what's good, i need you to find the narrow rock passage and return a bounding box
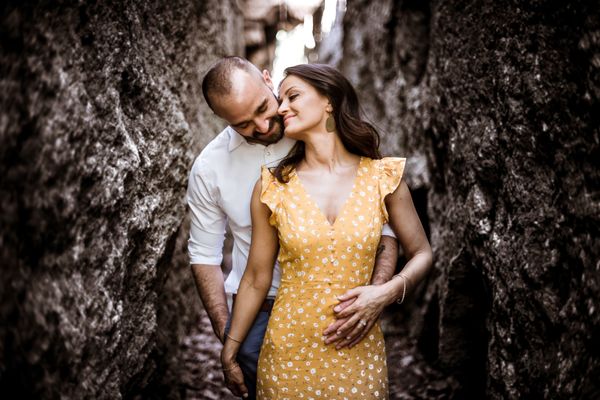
[180,308,236,400]
[180,307,456,399]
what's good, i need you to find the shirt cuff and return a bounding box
[188,233,225,265]
[381,223,396,238]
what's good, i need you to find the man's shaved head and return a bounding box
[202,56,263,111]
[201,57,282,145]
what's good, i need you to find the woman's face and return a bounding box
[277,75,331,139]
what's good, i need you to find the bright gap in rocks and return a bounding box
[272,0,345,90]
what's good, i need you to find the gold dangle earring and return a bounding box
[325,107,336,132]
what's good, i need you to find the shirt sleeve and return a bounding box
[381,223,397,238]
[187,156,227,265]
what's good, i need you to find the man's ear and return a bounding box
[262,69,274,90]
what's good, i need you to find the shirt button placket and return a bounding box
[264,147,273,165]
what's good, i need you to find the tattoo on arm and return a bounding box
[371,237,398,285]
[376,243,385,258]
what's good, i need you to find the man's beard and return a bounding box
[249,115,284,145]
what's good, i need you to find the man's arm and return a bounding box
[187,156,229,343]
[191,264,229,343]
[370,235,398,285]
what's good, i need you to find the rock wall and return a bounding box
[0,1,242,398]
[330,0,600,398]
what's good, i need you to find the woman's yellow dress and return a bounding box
[257,157,406,399]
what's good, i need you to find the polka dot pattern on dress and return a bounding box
[257,157,406,399]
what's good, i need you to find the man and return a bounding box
[187,57,398,399]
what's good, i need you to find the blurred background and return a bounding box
[1,0,598,399]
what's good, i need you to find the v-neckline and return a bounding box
[292,157,364,228]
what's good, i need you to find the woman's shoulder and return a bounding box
[366,156,406,170]
[259,166,287,213]
[366,157,406,189]
[261,165,295,185]
[261,165,281,187]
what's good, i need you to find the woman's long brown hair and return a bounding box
[273,64,381,183]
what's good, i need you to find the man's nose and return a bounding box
[255,117,270,134]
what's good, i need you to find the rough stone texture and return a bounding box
[330,0,600,398]
[179,298,238,400]
[0,1,242,398]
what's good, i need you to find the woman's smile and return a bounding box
[283,115,295,126]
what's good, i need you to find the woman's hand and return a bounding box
[221,345,248,398]
[323,284,394,349]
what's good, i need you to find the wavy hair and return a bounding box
[273,64,381,183]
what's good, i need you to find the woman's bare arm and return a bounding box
[221,179,279,397]
[382,179,433,301]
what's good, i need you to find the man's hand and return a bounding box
[217,326,226,344]
[323,285,392,349]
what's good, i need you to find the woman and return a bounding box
[221,64,432,399]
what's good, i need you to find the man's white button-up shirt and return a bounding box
[187,126,296,297]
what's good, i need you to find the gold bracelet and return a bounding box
[226,333,242,344]
[392,273,409,304]
[222,361,240,372]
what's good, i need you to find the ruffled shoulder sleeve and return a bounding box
[376,157,406,222]
[260,166,282,227]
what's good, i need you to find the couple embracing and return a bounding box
[188,57,432,399]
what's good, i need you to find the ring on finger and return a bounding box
[359,319,367,327]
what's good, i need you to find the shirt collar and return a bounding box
[227,126,246,152]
